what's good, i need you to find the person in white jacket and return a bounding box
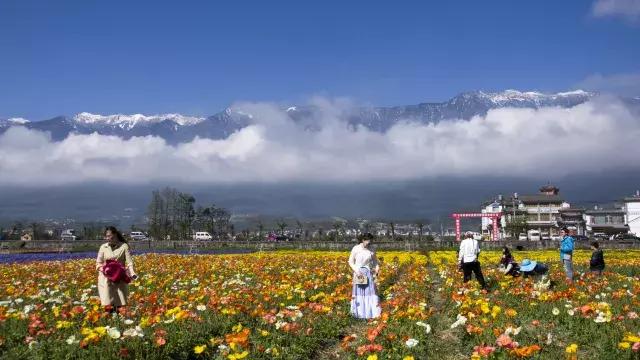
[458,232,487,289]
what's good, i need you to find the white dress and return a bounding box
[348,244,381,319]
[96,242,136,306]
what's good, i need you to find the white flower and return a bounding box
[595,294,601,300]
[15,298,24,304]
[108,327,121,339]
[567,309,575,316]
[275,320,287,329]
[405,338,419,348]
[450,314,467,329]
[505,326,522,336]
[23,305,35,314]
[66,335,79,345]
[124,319,134,325]
[552,307,560,316]
[28,340,38,349]
[0,300,11,306]
[545,333,553,345]
[416,321,431,334]
[218,344,229,352]
[196,304,207,311]
[123,326,144,338]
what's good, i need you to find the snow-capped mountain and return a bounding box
[0,89,609,143]
[73,112,205,130]
[0,117,31,128]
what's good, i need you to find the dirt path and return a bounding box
[423,255,467,359]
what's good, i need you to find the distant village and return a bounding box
[2,185,639,243]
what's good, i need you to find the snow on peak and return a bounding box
[471,89,593,105]
[286,106,297,112]
[73,112,204,129]
[7,117,30,124]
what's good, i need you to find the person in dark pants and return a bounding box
[519,259,549,278]
[589,241,605,275]
[458,232,487,289]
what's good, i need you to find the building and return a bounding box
[517,185,570,239]
[481,184,572,240]
[558,208,586,235]
[623,190,640,236]
[584,206,628,236]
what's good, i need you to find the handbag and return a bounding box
[353,268,368,285]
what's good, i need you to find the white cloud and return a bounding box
[577,72,640,97]
[0,97,639,186]
[592,0,640,22]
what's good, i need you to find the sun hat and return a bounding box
[520,259,537,272]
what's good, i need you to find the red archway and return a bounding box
[452,212,502,241]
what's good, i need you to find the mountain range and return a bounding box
[0,89,623,144]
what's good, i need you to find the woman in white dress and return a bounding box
[96,226,137,312]
[348,233,381,319]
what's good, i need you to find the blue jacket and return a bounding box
[560,235,575,258]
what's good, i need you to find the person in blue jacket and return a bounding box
[559,227,575,284]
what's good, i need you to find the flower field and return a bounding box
[0,249,639,359]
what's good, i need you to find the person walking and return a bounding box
[559,227,575,284]
[348,233,381,319]
[458,232,487,289]
[96,226,138,313]
[589,241,605,275]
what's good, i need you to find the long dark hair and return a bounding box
[501,246,513,265]
[358,232,374,244]
[105,226,127,243]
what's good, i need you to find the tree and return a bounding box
[415,221,425,241]
[504,216,528,239]
[257,221,265,240]
[147,190,165,241]
[296,220,304,240]
[277,220,288,236]
[389,222,396,240]
[30,222,40,240]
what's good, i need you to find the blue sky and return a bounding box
[1,0,638,119]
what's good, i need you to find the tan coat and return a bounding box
[96,242,136,306]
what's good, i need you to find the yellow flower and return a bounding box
[618,342,630,350]
[232,323,243,333]
[260,330,270,336]
[55,320,73,329]
[403,356,415,360]
[565,343,578,353]
[623,333,640,343]
[194,345,207,354]
[367,355,378,360]
[228,351,249,360]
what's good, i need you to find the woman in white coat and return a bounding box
[96,226,137,312]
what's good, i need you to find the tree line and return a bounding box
[147,187,231,241]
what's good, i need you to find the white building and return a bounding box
[623,190,640,236]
